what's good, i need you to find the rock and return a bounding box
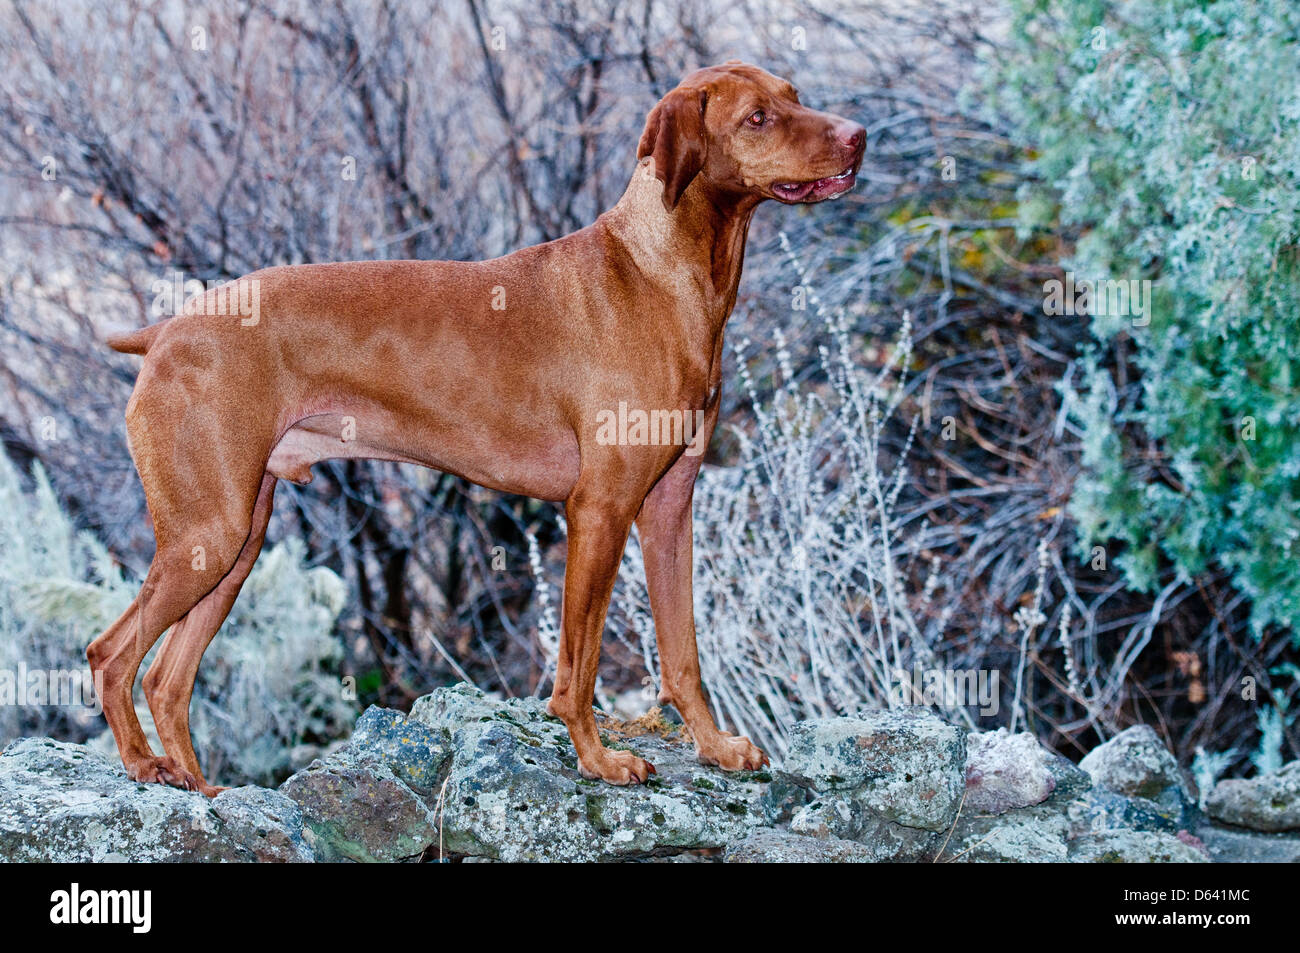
[275,700,457,863]
[772,708,965,861]
[635,849,720,863]
[761,769,810,823]
[408,683,768,861]
[279,752,439,862]
[943,804,1070,863]
[724,828,874,863]
[410,682,507,730]
[1194,823,1300,863]
[1067,788,1196,837]
[964,729,1057,814]
[788,795,861,839]
[1080,725,1184,800]
[1044,751,1093,804]
[210,786,314,862]
[1205,762,1300,832]
[0,738,311,862]
[782,709,965,832]
[9,684,1283,864]
[1068,829,1208,863]
[788,796,943,861]
[349,706,452,796]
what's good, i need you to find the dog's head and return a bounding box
[637,61,865,211]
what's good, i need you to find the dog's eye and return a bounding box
[745,109,767,127]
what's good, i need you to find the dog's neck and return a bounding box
[603,159,761,338]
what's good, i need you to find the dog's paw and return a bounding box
[125,755,201,792]
[695,732,768,772]
[578,747,657,785]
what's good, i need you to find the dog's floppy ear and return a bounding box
[637,87,708,212]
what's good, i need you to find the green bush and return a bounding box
[989,0,1300,634]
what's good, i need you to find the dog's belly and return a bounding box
[266,412,580,501]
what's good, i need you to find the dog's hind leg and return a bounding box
[87,466,265,793]
[143,473,277,797]
[87,541,242,792]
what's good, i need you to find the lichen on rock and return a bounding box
[1,685,1291,863]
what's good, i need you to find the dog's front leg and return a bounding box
[636,454,768,771]
[547,490,656,784]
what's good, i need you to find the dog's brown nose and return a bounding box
[836,122,865,152]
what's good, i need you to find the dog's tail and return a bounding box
[106,321,167,355]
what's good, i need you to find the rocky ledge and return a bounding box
[2,684,1297,862]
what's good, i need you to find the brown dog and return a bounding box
[93,61,864,794]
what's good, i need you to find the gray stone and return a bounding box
[210,785,314,862]
[410,684,767,862]
[1044,752,1093,804]
[1080,725,1184,800]
[760,769,811,823]
[783,709,965,832]
[410,682,509,732]
[1067,788,1196,837]
[634,850,720,863]
[14,683,1292,865]
[349,705,452,796]
[964,729,1057,814]
[1068,829,1208,863]
[787,794,861,840]
[1194,823,1300,863]
[787,796,943,861]
[724,828,874,863]
[1205,762,1300,832]
[279,751,439,862]
[0,738,308,862]
[943,804,1069,863]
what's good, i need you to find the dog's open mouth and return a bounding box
[772,167,857,203]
